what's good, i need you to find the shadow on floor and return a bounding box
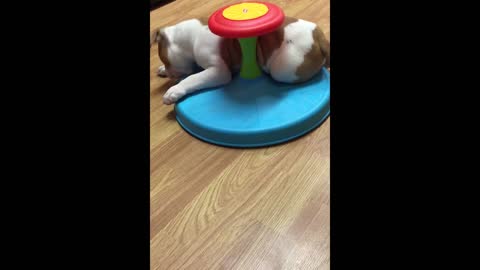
[151,78,177,96]
[166,110,176,121]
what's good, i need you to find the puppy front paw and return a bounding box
[163,86,186,105]
[157,65,167,77]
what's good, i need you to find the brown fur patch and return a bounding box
[256,17,298,68]
[316,27,330,68]
[220,38,242,72]
[294,26,330,83]
[150,29,159,48]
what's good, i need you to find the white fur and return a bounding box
[155,18,319,104]
[159,19,231,105]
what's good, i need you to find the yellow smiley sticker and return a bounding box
[222,3,269,21]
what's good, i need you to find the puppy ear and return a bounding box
[150,28,160,48]
[315,28,330,68]
[150,28,169,48]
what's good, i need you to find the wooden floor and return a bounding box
[150,0,330,269]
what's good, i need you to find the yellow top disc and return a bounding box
[222,3,269,21]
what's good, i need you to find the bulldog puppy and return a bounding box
[151,17,330,105]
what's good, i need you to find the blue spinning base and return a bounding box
[175,67,330,148]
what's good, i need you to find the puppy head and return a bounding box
[150,26,194,78]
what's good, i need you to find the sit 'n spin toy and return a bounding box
[174,2,330,147]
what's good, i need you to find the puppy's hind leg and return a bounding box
[163,64,231,105]
[157,65,167,77]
